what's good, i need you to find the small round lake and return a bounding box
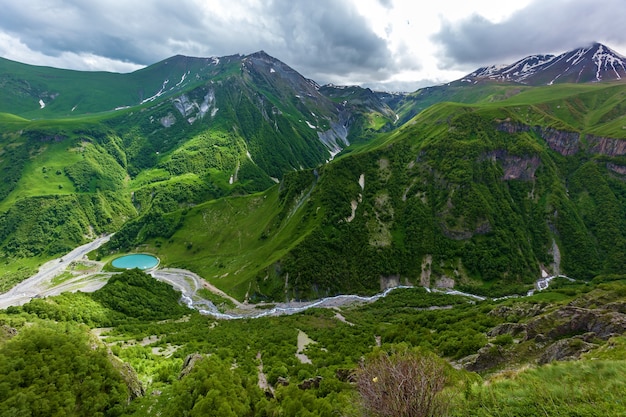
[112,254,159,270]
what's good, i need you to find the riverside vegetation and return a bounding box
[1,270,626,416]
[1,50,626,415]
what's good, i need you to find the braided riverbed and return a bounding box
[0,235,573,318]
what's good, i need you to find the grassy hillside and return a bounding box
[2,269,626,416]
[0,55,242,118]
[0,53,362,289]
[2,57,626,302]
[390,79,626,135]
[100,176,319,301]
[99,82,626,302]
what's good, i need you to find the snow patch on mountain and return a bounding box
[463,43,626,85]
[176,71,189,87]
[173,89,217,124]
[592,44,625,80]
[468,55,554,82]
[142,79,170,104]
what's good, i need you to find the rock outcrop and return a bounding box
[465,302,626,373]
[0,325,18,343]
[607,163,626,176]
[298,376,322,390]
[179,353,205,379]
[496,122,581,156]
[117,362,145,400]
[107,353,145,401]
[537,337,596,364]
[525,306,626,341]
[539,127,580,156]
[465,343,507,372]
[483,150,542,180]
[586,135,626,156]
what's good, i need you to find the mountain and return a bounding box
[0,52,321,117]
[0,51,400,288]
[464,42,626,85]
[101,81,626,302]
[1,47,626,301]
[1,48,626,417]
[371,43,626,127]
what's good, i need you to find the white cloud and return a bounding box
[0,0,623,90]
[0,30,142,73]
[432,0,626,69]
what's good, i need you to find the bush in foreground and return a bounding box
[355,346,453,417]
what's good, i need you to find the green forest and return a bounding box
[2,270,626,416]
[2,48,626,416]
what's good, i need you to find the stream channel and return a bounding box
[0,235,574,319]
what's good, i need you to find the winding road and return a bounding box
[0,235,112,310]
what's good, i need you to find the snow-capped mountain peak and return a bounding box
[468,54,555,82]
[463,42,626,85]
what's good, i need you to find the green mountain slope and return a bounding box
[0,52,369,286]
[0,54,244,117]
[2,267,626,416]
[1,53,626,301]
[112,82,626,301]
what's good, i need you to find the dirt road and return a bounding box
[0,235,111,309]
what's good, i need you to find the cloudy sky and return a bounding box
[1,0,625,91]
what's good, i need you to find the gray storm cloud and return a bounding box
[432,0,626,68]
[0,0,404,84]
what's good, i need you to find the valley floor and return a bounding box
[0,236,572,318]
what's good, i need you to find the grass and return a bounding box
[582,336,626,360]
[481,81,626,137]
[491,82,612,106]
[196,288,236,311]
[50,271,74,287]
[0,140,80,211]
[0,259,38,293]
[70,261,96,272]
[129,168,172,189]
[366,113,390,130]
[460,359,626,416]
[144,185,311,300]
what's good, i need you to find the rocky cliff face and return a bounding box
[484,149,542,180]
[607,163,626,176]
[496,122,626,157]
[496,122,581,156]
[464,300,626,373]
[539,127,581,156]
[108,351,145,401]
[496,121,626,159]
[586,135,626,156]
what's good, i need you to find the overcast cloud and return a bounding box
[0,0,624,91]
[433,0,626,69]
[0,0,398,83]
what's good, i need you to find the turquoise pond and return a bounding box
[111,254,159,270]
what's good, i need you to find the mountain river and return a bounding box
[0,235,573,318]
